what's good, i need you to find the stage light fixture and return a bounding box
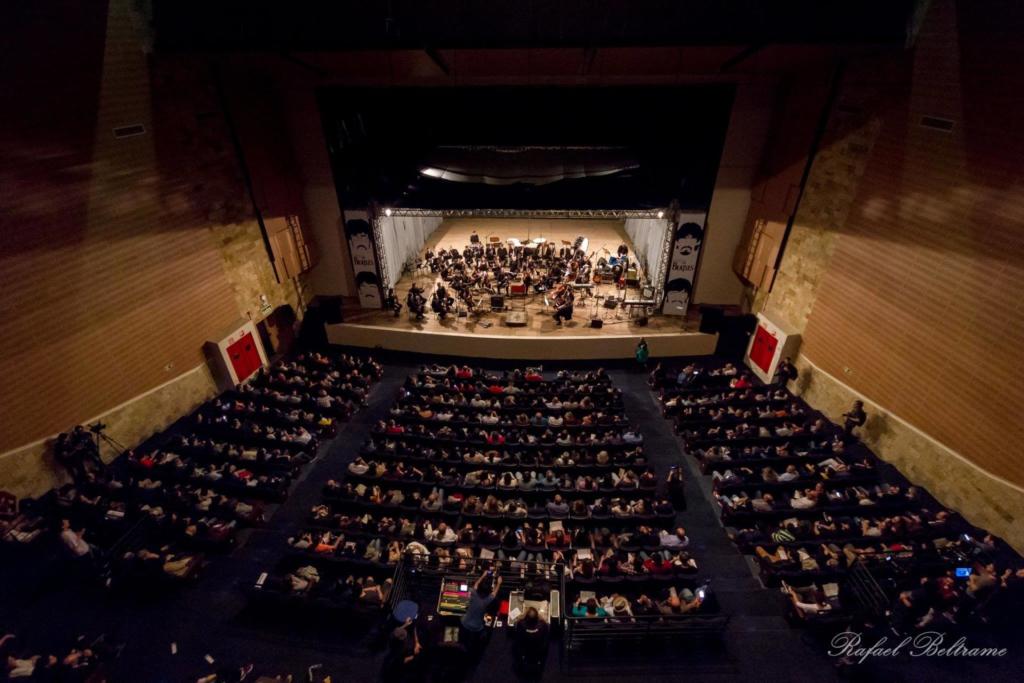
[384,208,393,216]
[657,210,665,219]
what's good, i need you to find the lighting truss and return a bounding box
[383,208,666,220]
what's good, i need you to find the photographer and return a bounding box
[842,401,867,438]
[774,357,798,387]
[54,425,105,483]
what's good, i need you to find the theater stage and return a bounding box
[329,218,717,359]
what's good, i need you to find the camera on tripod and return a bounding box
[88,421,108,434]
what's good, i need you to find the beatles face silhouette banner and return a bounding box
[344,212,383,309]
[661,211,706,316]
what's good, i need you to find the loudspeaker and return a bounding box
[603,298,619,309]
[299,295,342,348]
[715,313,758,358]
[699,306,724,334]
[312,295,344,324]
[590,318,603,329]
[490,295,505,310]
[636,316,648,327]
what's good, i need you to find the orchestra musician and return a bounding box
[431,285,455,319]
[406,285,426,321]
[418,233,628,328]
[552,284,575,326]
[384,287,402,318]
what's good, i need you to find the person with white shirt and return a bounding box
[622,429,643,444]
[426,522,457,544]
[777,464,800,483]
[787,585,832,616]
[60,519,94,559]
[659,527,690,549]
[791,490,817,509]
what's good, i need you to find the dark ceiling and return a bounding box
[319,85,734,210]
[149,0,919,211]
[153,0,916,53]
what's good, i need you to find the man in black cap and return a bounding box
[843,400,867,438]
[775,357,798,387]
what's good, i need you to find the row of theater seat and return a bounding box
[253,365,699,617]
[49,351,379,590]
[657,361,1020,631]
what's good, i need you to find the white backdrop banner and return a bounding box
[344,210,383,309]
[623,217,670,287]
[377,214,443,288]
[661,211,707,315]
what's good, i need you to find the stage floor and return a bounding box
[346,217,694,337]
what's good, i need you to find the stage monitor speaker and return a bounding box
[505,311,528,327]
[699,306,724,334]
[636,316,648,327]
[490,295,505,310]
[590,318,603,329]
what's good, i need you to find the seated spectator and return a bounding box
[60,519,96,560]
[571,597,608,618]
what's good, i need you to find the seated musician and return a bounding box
[495,270,511,295]
[553,287,575,326]
[425,250,438,272]
[406,285,426,320]
[458,285,476,313]
[523,270,534,293]
[431,287,454,319]
[430,292,446,319]
[384,288,402,318]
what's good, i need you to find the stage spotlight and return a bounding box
[657,210,665,219]
[384,208,393,217]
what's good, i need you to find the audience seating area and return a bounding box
[653,361,1024,633]
[250,364,723,635]
[42,351,380,591]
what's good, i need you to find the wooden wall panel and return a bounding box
[801,0,1024,486]
[0,1,246,451]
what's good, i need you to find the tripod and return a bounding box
[90,426,128,468]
